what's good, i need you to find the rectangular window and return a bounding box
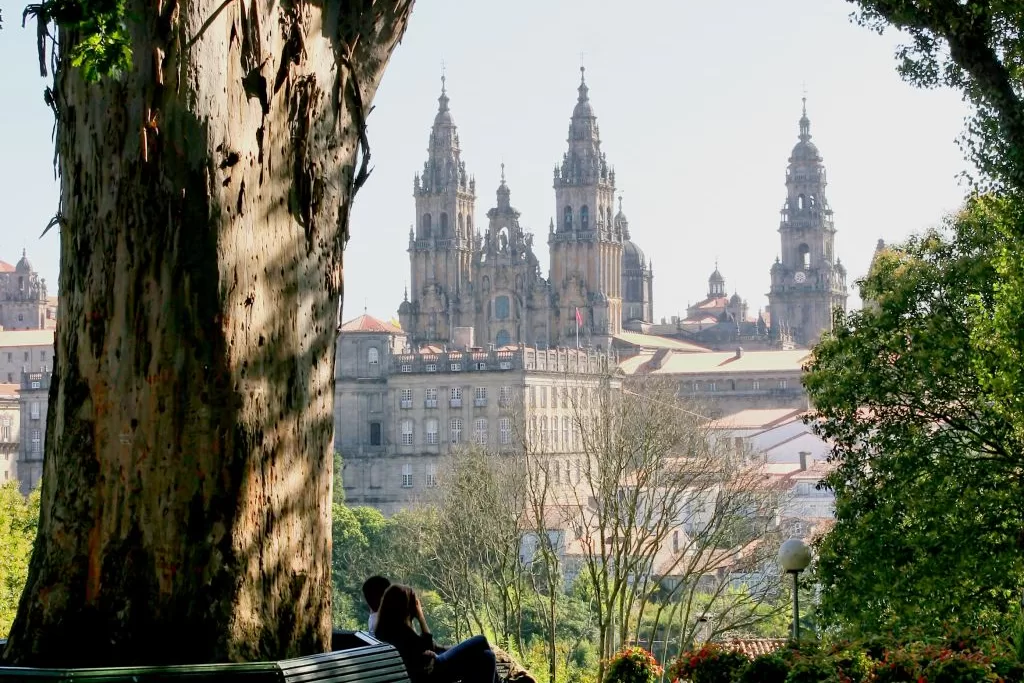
[425,387,438,408]
[474,387,487,406]
[450,362,462,372]
[23,352,28,362]
[499,417,511,445]
[561,387,569,409]
[40,351,45,361]
[708,382,717,392]
[30,380,40,389]
[31,429,41,455]
[449,418,463,444]
[426,419,439,445]
[400,388,413,409]
[540,387,547,408]
[474,418,488,445]
[752,380,760,391]
[553,421,560,449]
[529,387,535,407]
[400,364,412,373]
[450,387,462,407]
[499,386,512,407]
[30,402,40,420]
[779,379,788,389]
[540,417,548,449]
[426,363,437,373]
[401,419,414,446]
[369,422,382,446]
[402,464,413,488]
[426,464,437,488]
[562,417,569,451]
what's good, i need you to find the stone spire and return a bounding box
[418,76,471,195]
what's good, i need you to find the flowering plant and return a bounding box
[668,644,748,683]
[605,646,664,683]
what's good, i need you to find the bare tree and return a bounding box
[554,375,781,680]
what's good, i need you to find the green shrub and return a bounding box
[604,647,663,683]
[739,653,789,683]
[669,645,748,683]
[784,655,839,683]
[870,648,919,683]
[922,654,997,683]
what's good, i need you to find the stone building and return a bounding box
[0,251,54,331]
[768,100,848,347]
[334,313,617,515]
[0,329,55,384]
[0,383,19,485]
[398,69,654,351]
[17,370,50,494]
[619,347,810,417]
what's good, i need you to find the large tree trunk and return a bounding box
[3,0,412,667]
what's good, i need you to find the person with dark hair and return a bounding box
[362,575,391,633]
[375,584,496,683]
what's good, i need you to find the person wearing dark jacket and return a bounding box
[374,584,496,683]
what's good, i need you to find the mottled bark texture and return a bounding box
[3,0,412,667]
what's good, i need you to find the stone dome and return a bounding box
[15,249,31,273]
[622,240,645,269]
[730,292,742,304]
[709,267,725,284]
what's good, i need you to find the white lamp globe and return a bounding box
[779,538,812,572]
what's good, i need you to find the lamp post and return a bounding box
[778,538,811,641]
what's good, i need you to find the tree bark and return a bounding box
[3,0,412,667]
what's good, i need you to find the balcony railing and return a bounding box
[425,399,438,409]
[450,398,462,408]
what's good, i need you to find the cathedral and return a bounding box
[398,68,654,349]
[397,71,846,352]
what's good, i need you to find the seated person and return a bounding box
[374,584,496,683]
[362,575,391,634]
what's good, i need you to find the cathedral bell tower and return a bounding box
[768,99,847,347]
[399,79,477,347]
[548,67,622,347]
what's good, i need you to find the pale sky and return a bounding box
[0,0,971,322]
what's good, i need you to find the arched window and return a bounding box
[495,329,511,346]
[495,296,510,320]
[563,206,573,230]
[580,205,590,230]
[798,243,811,269]
[440,212,449,237]
[458,214,465,237]
[368,347,380,373]
[422,213,432,238]
[808,194,816,208]
[797,195,806,210]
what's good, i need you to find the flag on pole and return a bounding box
[575,307,582,349]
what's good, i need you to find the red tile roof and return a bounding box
[340,314,402,334]
[722,639,787,657]
[0,261,14,273]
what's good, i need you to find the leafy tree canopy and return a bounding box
[806,196,1024,636]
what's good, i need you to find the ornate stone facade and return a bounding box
[768,100,848,346]
[398,70,654,350]
[0,251,52,331]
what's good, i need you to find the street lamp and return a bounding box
[778,538,811,641]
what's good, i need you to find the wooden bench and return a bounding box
[0,631,412,683]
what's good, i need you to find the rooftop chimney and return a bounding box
[452,326,474,351]
[735,346,744,359]
[798,451,810,471]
